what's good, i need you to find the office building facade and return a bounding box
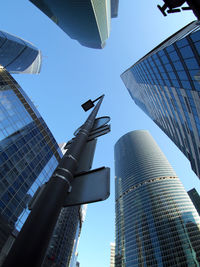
[43,205,82,267]
[110,242,115,267]
[121,20,200,178]
[188,188,200,216]
[0,67,62,264]
[30,0,119,49]
[0,30,41,74]
[115,130,200,266]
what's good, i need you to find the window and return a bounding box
[185,58,199,70]
[180,45,194,59]
[168,51,179,62]
[176,38,189,48]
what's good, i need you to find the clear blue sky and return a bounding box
[1,1,198,266]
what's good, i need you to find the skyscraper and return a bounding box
[115,130,200,266]
[110,242,115,267]
[42,205,81,267]
[0,67,62,264]
[188,188,200,216]
[121,20,200,178]
[29,0,119,49]
[0,30,41,74]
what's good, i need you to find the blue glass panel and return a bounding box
[165,64,173,72]
[0,31,6,47]
[176,38,189,48]
[181,80,192,89]
[172,79,180,88]
[0,39,25,67]
[7,47,38,72]
[158,50,164,56]
[173,61,184,71]
[2,32,25,45]
[166,45,174,53]
[191,30,200,42]
[189,70,200,80]
[194,41,200,55]
[180,46,194,59]
[177,71,188,80]
[185,58,199,70]
[168,51,179,62]
[193,81,200,91]
[168,72,177,80]
[160,55,169,64]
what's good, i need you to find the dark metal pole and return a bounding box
[2,95,104,267]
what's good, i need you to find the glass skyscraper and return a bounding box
[29,0,119,49]
[121,20,200,178]
[115,130,200,267]
[0,30,41,74]
[0,49,61,265]
[110,242,115,267]
[0,67,62,263]
[43,206,81,267]
[188,188,200,216]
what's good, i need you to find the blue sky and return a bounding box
[1,1,199,266]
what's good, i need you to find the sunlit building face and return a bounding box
[115,130,200,267]
[0,68,62,263]
[121,21,200,179]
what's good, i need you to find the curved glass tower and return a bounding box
[115,130,200,267]
[0,68,62,264]
[0,30,41,74]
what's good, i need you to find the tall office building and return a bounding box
[29,0,119,49]
[0,30,41,74]
[115,130,200,266]
[188,188,200,216]
[42,206,82,267]
[121,20,200,178]
[110,242,115,267]
[0,67,62,264]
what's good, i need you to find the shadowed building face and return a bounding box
[29,0,119,49]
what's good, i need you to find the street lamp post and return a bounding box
[2,95,105,267]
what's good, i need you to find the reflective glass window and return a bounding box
[160,55,169,64]
[193,81,200,91]
[194,41,200,54]
[168,72,176,80]
[180,45,194,59]
[173,61,184,71]
[177,70,188,80]
[191,30,200,42]
[176,38,189,48]
[0,40,25,67]
[165,64,173,72]
[168,51,179,62]
[166,45,174,53]
[7,48,38,72]
[181,80,192,90]
[185,58,199,70]
[0,31,6,47]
